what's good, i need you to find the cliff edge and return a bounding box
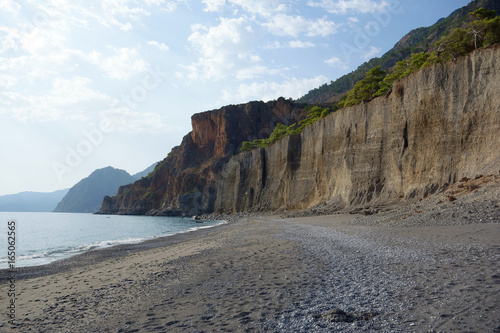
[215,46,500,213]
[99,99,306,215]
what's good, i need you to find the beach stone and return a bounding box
[315,308,379,323]
[315,308,349,322]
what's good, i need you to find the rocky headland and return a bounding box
[100,46,500,217]
[99,98,307,216]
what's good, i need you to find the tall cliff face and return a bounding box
[215,46,500,213]
[99,98,306,215]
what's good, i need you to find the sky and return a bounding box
[0,0,471,195]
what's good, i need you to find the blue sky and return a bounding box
[0,0,471,195]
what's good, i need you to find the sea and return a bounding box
[0,212,224,269]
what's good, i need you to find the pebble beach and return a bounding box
[1,178,499,332]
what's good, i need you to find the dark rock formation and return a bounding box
[98,98,306,215]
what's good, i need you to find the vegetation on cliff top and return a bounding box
[297,0,500,105]
[342,7,499,106]
[241,105,337,151]
[241,7,500,152]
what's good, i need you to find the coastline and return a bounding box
[0,218,232,281]
[0,214,228,274]
[1,203,499,332]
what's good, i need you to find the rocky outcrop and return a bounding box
[215,46,500,213]
[99,98,306,215]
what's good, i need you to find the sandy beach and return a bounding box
[1,182,499,332]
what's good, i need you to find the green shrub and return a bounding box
[343,66,385,107]
[240,105,334,151]
[376,52,430,96]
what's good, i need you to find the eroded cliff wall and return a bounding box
[99,98,306,215]
[215,46,500,213]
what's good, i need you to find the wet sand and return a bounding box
[1,186,499,332]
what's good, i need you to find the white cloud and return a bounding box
[222,75,328,103]
[188,18,244,52]
[186,17,262,80]
[1,0,21,14]
[100,108,175,134]
[264,41,283,49]
[263,14,339,37]
[308,0,389,15]
[0,38,85,82]
[325,56,349,70]
[0,26,20,53]
[202,0,226,12]
[265,40,315,49]
[148,40,169,52]
[158,0,187,12]
[0,75,173,134]
[235,65,280,80]
[96,1,151,30]
[0,75,17,88]
[50,77,107,105]
[88,47,149,80]
[228,0,287,17]
[32,0,169,32]
[289,40,315,48]
[0,76,111,122]
[362,45,381,59]
[0,11,69,56]
[20,26,67,55]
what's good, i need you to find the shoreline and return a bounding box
[0,218,232,281]
[0,215,498,331]
[1,184,499,332]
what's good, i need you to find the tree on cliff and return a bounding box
[376,52,430,96]
[435,28,473,60]
[342,66,386,107]
[356,8,500,100]
[433,8,500,61]
[298,1,500,105]
[470,8,500,47]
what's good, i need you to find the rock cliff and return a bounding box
[99,98,306,215]
[215,46,500,213]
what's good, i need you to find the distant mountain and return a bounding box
[0,189,69,212]
[53,167,136,213]
[297,0,500,104]
[132,162,158,180]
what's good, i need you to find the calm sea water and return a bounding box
[0,212,224,269]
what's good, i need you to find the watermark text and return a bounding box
[6,220,17,326]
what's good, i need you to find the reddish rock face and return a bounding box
[99,98,307,216]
